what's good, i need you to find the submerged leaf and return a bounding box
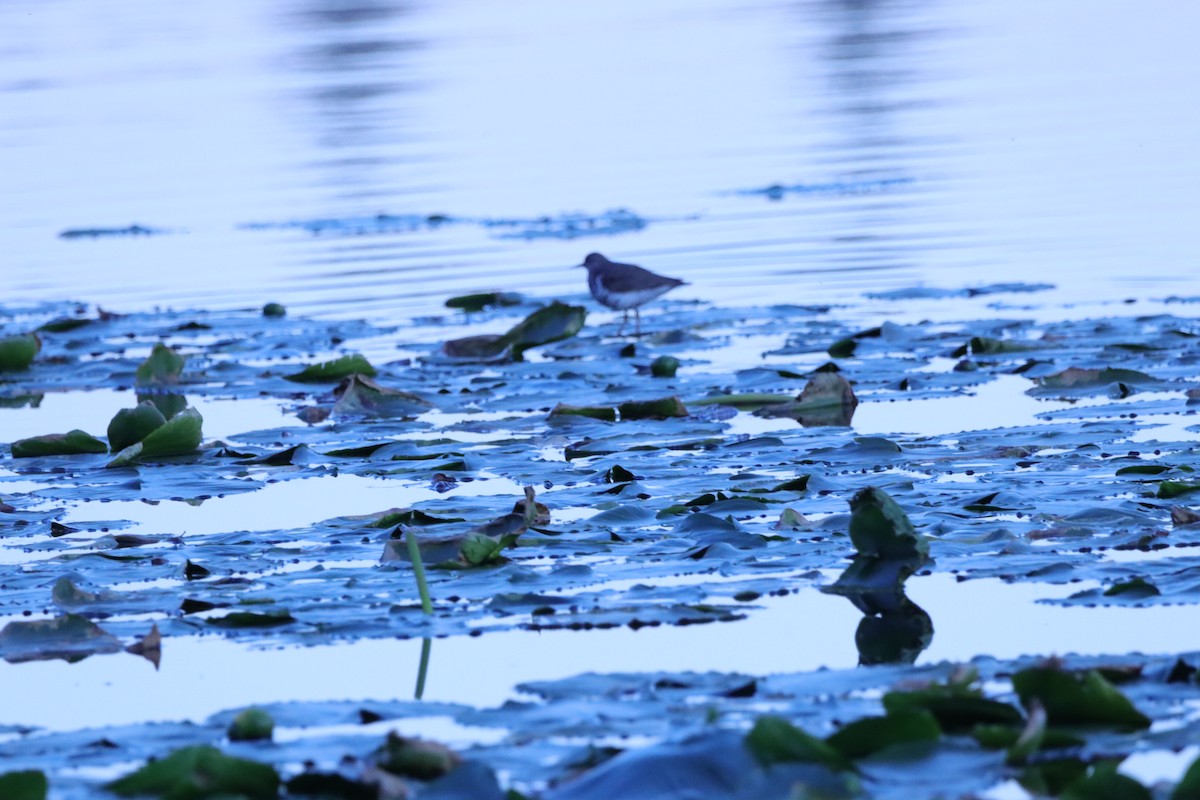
[285,354,377,382]
[135,343,186,386]
[107,401,168,452]
[11,429,107,458]
[442,334,513,362]
[0,614,122,663]
[0,333,41,371]
[106,745,279,798]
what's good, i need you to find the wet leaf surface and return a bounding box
[5,299,1200,796]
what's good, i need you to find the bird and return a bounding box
[577,253,686,336]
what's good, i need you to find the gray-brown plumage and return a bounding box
[578,252,686,336]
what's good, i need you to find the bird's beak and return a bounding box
[573,263,585,269]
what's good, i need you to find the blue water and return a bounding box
[3,1,1199,319]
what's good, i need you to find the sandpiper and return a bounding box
[578,253,686,336]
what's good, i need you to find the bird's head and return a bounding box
[577,253,607,270]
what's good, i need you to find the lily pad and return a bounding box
[1011,666,1150,730]
[505,301,587,359]
[0,771,47,800]
[0,333,41,371]
[106,745,279,799]
[285,354,377,382]
[228,708,274,741]
[445,291,523,312]
[825,710,941,759]
[107,407,203,466]
[10,429,107,458]
[135,343,186,386]
[107,401,168,452]
[332,374,432,417]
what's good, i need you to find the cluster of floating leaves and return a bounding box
[4,291,1200,797]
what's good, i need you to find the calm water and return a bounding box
[4,1,1199,321]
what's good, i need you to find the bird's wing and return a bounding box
[602,263,682,292]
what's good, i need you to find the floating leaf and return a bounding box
[442,334,513,362]
[106,745,279,798]
[0,333,41,371]
[38,316,93,333]
[884,681,1023,732]
[506,301,587,359]
[445,291,523,312]
[744,716,852,771]
[825,710,940,759]
[207,609,295,628]
[1037,367,1157,390]
[1011,666,1150,730]
[107,401,168,452]
[1157,481,1200,499]
[1103,577,1160,598]
[847,486,928,561]
[126,624,162,669]
[262,302,286,317]
[373,732,461,780]
[11,429,107,458]
[650,356,680,377]
[107,407,203,467]
[691,392,790,409]
[755,373,858,426]
[1173,755,1200,800]
[370,509,465,528]
[332,374,431,417]
[549,403,618,422]
[0,770,47,800]
[0,614,122,663]
[229,708,274,741]
[619,397,688,419]
[135,343,186,386]
[1060,761,1151,800]
[285,354,376,382]
[951,336,1035,357]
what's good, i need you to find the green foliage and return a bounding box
[107,401,168,451]
[650,355,680,377]
[11,429,107,458]
[847,486,928,561]
[0,333,41,371]
[744,716,851,771]
[1011,666,1150,730]
[285,354,377,382]
[228,708,274,741]
[106,745,279,798]
[107,408,203,466]
[825,710,940,759]
[261,302,286,317]
[0,770,47,800]
[136,343,186,386]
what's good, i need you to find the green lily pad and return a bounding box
[285,354,376,382]
[207,609,295,628]
[373,732,461,780]
[619,396,688,420]
[549,403,618,421]
[506,301,587,359]
[847,486,928,561]
[744,716,852,771]
[0,333,41,371]
[11,429,107,458]
[107,401,168,452]
[106,745,279,798]
[107,407,203,467]
[825,710,940,759]
[1172,754,1200,800]
[228,708,274,741]
[1060,761,1151,800]
[442,334,513,362]
[262,302,286,317]
[135,343,186,386]
[1037,367,1157,390]
[0,770,47,800]
[1011,666,1150,729]
[650,355,680,377]
[445,291,523,312]
[883,676,1023,732]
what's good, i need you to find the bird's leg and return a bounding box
[634,308,642,338]
[616,310,628,336]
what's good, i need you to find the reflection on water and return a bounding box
[4,1,1198,321]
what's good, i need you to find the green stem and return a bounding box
[405,528,433,615]
[415,637,432,700]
